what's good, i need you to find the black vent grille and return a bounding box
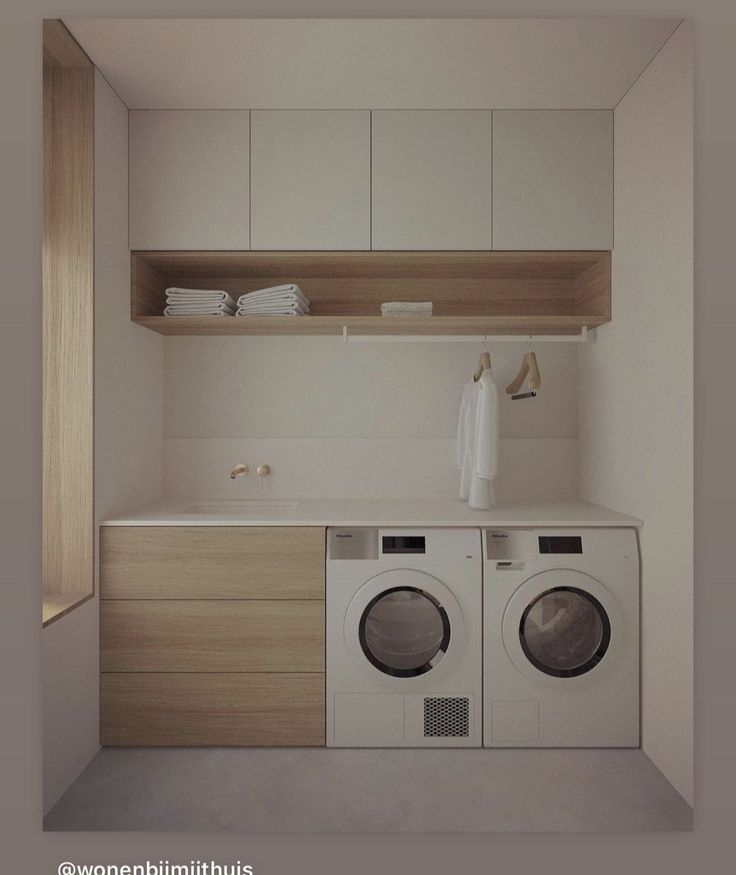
[423,697,470,737]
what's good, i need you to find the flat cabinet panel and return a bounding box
[371,110,492,250]
[493,110,613,250]
[101,673,325,746]
[251,110,370,250]
[100,526,326,600]
[101,600,325,672]
[129,110,250,250]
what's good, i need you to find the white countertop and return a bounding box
[101,498,642,528]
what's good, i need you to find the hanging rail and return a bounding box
[342,326,588,343]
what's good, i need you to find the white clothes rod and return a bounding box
[342,326,588,343]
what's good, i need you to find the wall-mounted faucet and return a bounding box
[256,464,271,491]
[230,463,249,479]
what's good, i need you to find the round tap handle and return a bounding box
[256,464,271,477]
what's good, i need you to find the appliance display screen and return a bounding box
[382,536,426,554]
[538,536,583,554]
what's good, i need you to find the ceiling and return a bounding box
[65,18,681,110]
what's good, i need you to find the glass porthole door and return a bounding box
[359,586,451,678]
[519,586,611,678]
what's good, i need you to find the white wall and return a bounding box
[42,72,164,815]
[94,74,163,524]
[163,337,578,501]
[578,25,693,803]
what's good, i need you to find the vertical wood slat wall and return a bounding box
[42,21,95,626]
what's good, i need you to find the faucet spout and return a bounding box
[230,463,249,479]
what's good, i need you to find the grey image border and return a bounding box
[2,2,733,874]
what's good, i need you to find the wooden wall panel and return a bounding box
[43,20,93,68]
[42,27,95,624]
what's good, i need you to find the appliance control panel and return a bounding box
[327,528,480,564]
[483,528,639,566]
[484,529,536,562]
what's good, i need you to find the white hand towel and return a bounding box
[381,301,433,315]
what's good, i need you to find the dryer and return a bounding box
[327,528,482,747]
[483,528,640,748]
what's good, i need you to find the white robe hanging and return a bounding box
[455,369,499,509]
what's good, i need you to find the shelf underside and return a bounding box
[136,314,602,336]
[132,250,611,336]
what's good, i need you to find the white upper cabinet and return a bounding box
[128,108,613,253]
[129,111,250,250]
[371,111,492,250]
[250,110,370,250]
[492,110,613,250]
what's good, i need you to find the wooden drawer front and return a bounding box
[101,673,325,746]
[100,526,325,600]
[101,600,325,673]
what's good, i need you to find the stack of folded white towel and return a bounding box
[381,301,433,317]
[164,288,237,317]
[236,284,310,316]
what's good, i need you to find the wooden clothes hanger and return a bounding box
[474,338,492,382]
[506,339,541,398]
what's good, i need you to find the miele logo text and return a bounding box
[335,533,352,539]
[491,533,508,539]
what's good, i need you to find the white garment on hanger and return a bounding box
[455,369,499,509]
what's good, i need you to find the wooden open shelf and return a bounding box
[132,251,611,336]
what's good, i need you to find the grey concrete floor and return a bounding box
[44,747,692,833]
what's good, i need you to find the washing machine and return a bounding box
[483,528,640,748]
[327,527,482,747]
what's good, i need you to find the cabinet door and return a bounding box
[493,110,613,250]
[250,110,370,250]
[129,110,250,250]
[371,110,491,250]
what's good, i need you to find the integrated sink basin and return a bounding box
[181,500,299,516]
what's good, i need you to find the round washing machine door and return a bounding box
[344,568,463,681]
[502,569,620,687]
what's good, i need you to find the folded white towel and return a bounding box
[237,283,301,296]
[381,301,433,315]
[236,297,310,312]
[167,290,236,301]
[164,302,236,317]
[164,311,234,317]
[237,302,309,316]
[237,285,310,308]
[166,288,234,300]
[165,289,237,316]
[166,300,237,312]
[236,311,305,317]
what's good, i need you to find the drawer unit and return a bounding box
[101,600,325,673]
[100,526,325,599]
[99,526,326,746]
[101,673,325,747]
